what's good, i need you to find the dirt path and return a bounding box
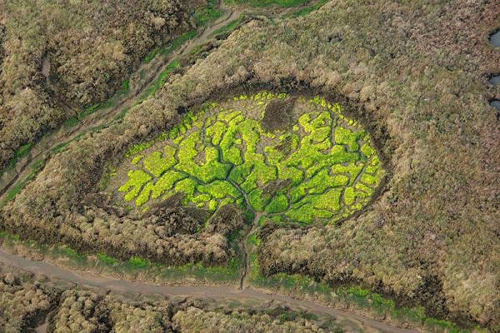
[0,248,419,333]
[0,7,243,202]
[0,2,422,333]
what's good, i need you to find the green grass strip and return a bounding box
[144,48,160,63]
[0,231,242,283]
[213,17,243,36]
[194,0,224,27]
[251,272,483,333]
[139,59,181,102]
[1,160,45,207]
[159,30,198,57]
[224,0,310,8]
[6,142,34,171]
[289,0,329,17]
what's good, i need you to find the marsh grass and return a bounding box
[194,0,223,27]
[250,272,481,333]
[0,231,243,283]
[137,59,180,104]
[1,160,45,208]
[212,17,244,36]
[6,143,34,171]
[224,0,310,8]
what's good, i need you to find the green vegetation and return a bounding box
[194,0,224,26]
[119,170,152,201]
[120,80,130,94]
[117,93,385,225]
[137,59,180,103]
[5,142,34,171]
[224,0,310,7]
[159,30,198,57]
[97,252,118,265]
[1,160,45,208]
[60,246,87,265]
[251,272,484,333]
[2,0,499,329]
[212,17,244,36]
[0,231,242,284]
[143,48,160,63]
[64,83,132,128]
[128,256,148,269]
[287,0,330,17]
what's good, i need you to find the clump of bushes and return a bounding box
[0,0,194,171]
[0,268,54,331]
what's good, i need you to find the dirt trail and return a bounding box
[0,2,421,333]
[0,7,243,201]
[0,248,419,333]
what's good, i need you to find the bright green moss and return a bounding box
[361,173,377,186]
[333,175,350,186]
[265,194,288,214]
[116,94,385,225]
[361,143,374,157]
[131,155,144,165]
[136,183,154,207]
[151,170,186,200]
[198,180,241,200]
[175,178,198,203]
[344,187,355,206]
[209,199,218,211]
[335,127,360,152]
[314,188,342,211]
[143,151,176,177]
[205,121,226,145]
[329,145,360,165]
[119,170,152,201]
[299,168,333,195]
[248,189,270,211]
[228,163,253,184]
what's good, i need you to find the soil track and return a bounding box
[0,2,422,332]
[0,6,241,201]
[0,248,419,333]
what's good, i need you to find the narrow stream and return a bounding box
[489,28,500,47]
[490,99,500,111]
[488,74,500,87]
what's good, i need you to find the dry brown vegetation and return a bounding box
[2,0,500,330]
[1,265,346,333]
[0,270,54,332]
[0,0,195,171]
[172,306,329,332]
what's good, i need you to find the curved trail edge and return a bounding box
[0,248,418,333]
[1,2,419,333]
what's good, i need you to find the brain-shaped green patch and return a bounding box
[117,92,385,224]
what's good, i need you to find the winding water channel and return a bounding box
[0,3,438,332]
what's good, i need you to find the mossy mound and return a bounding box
[115,92,385,225]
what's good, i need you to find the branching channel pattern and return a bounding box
[117,92,385,225]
